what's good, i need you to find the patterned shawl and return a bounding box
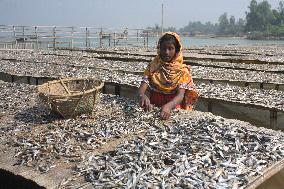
[143,32,198,110]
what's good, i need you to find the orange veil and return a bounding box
[143,32,198,110]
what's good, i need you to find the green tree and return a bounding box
[278,1,284,25]
[229,16,236,34]
[165,27,177,32]
[218,13,229,34]
[246,0,274,31]
[272,9,280,25]
[236,18,245,35]
[246,0,259,31]
[258,1,274,31]
[179,21,218,35]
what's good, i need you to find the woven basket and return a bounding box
[38,78,104,118]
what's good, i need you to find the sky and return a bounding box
[0,0,281,29]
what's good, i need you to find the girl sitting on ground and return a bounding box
[138,32,198,120]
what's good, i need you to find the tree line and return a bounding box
[147,0,284,39]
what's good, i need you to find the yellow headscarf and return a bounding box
[144,32,198,110]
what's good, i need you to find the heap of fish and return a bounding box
[191,66,284,84]
[0,82,149,172]
[76,114,284,189]
[183,45,284,63]
[191,60,284,72]
[199,83,284,110]
[1,82,284,188]
[1,58,284,111]
[1,58,284,84]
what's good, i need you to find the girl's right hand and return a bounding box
[139,94,151,112]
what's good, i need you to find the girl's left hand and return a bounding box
[160,105,171,120]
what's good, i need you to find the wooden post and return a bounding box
[13,26,17,48]
[108,33,111,47]
[85,27,88,49]
[208,100,213,113]
[125,29,128,49]
[115,84,120,96]
[270,110,278,130]
[99,27,103,48]
[71,27,74,49]
[146,31,149,49]
[102,85,106,94]
[136,29,139,43]
[161,3,164,34]
[22,26,26,49]
[27,76,31,84]
[143,34,146,48]
[113,32,116,47]
[35,26,38,50]
[53,26,56,50]
[156,30,159,45]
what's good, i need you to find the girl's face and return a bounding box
[160,41,176,62]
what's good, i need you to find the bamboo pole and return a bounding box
[136,29,139,43]
[161,3,164,34]
[270,110,278,130]
[108,33,111,47]
[99,27,102,48]
[125,29,128,48]
[71,27,74,49]
[53,26,56,50]
[35,26,38,50]
[13,26,17,48]
[22,26,26,49]
[146,31,149,49]
[85,27,88,49]
[113,32,116,47]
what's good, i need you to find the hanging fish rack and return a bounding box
[0,25,158,50]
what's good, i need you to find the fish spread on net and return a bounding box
[1,49,284,83]
[0,56,284,111]
[70,108,284,188]
[191,60,284,72]
[1,82,284,188]
[1,82,152,172]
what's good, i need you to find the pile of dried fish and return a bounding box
[4,46,284,69]
[0,82,38,116]
[191,66,284,83]
[1,59,284,111]
[191,60,284,72]
[184,45,284,63]
[0,82,148,172]
[0,49,151,65]
[1,52,284,84]
[1,81,284,188]
[0,51,148,73]
[197,83,284,110]
[76,113,284,188]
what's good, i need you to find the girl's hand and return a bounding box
[139,94,151,112]
[160,104,171,120]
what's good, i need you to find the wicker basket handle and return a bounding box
[60,78,71,95]
[95,81,104,91]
